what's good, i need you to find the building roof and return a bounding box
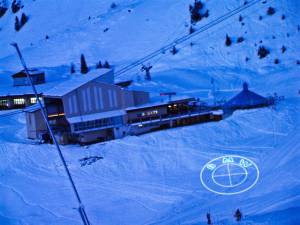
[126,96,195,111]
[44,69,111,97]
[66,109,126,124]
[12,69,44,78]
[224,83,269,109]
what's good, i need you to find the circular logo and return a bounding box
[200,155,259,195]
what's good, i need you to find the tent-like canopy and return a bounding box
[224,83,270,110]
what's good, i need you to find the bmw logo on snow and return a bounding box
[200,155,259,195]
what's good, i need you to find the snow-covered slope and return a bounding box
[0,0,299,224]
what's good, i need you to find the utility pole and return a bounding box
[11,43,91,225]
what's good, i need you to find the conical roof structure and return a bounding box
[224,83,269,109]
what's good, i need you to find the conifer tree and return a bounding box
[225,34,232,46]
[103,61,110,68]
[14,16,20,31]
[70,63,75,74]
[80,54,88,74]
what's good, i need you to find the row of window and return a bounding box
[0,97,43,106]
[0,100,8,106]
[73,116,123,132]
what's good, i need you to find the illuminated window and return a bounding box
[30,97,42,104]
[0,99,8,106]
[140,110,159,117]
[13,98,25,105]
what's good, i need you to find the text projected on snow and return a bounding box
[200,155,259,195]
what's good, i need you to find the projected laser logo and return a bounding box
[200,155,259,195]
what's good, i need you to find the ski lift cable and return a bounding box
[11,43,91,225]
[114,0,270,79]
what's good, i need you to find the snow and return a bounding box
[0,0,299,224]
[43,69,111,97]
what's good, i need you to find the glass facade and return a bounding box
[13,98,25,105]
[73,116,123,132]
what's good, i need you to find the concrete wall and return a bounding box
[132,91,150,106]
[26,110,47,139]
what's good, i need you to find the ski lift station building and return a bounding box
[25,69,222,144]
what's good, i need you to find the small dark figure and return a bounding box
[239,15,243,22]
[206,213,212,225]
[297,60,300,65]
[259,15,263,20]
[171,46,178,55]
[245,57,250,62]
[45,35,49,40]
[281,14,285,20]
[103,61,110,68]
[274,58,280,64]
[225,34,232,46]
[244,1,248,5]
[281,45,286,53]
[234,209,242,222]
[80,54,89,74]
[141,64,153,81]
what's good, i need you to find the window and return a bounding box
[0,99,8,106]
[139,110,159,117]
[73,116,123,132]
[13,98,25,105]
[30,97,42,104]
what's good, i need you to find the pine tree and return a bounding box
[96,61,103,69]
[70,63,75,74]
[11,0,21,14]
[225,34,232,46]
[14,16,20,31]
[189,26,195,34]
[0,0,7,18]
[103,61,110,68]
[267,7,275,16]
[80,54,88,74]
[257,46,270,59]
[20,12,27,26]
